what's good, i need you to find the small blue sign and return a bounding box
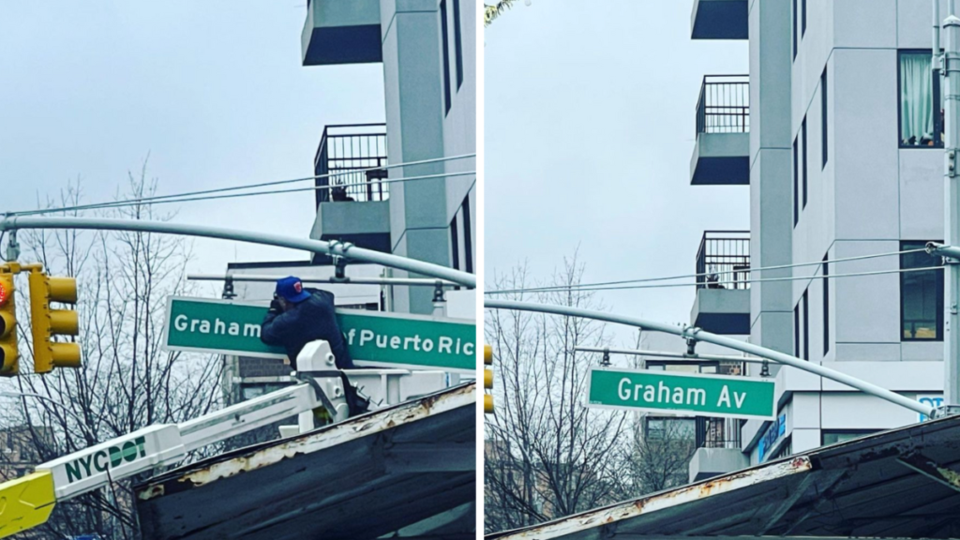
[757,414,786,462]
[918,395,944,422]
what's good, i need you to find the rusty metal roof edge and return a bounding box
[488,456,813,540]
[137,382,476,500]
[486,415,960,540]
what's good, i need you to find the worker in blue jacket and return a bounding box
[261,276,366,416]
[260,276,355,371]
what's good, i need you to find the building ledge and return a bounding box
[688,447,749,483]
[691,0,749,40]
[301,0,382,66]
[691,288,750,334]
[690,132,750,185]
[311,200,391,264]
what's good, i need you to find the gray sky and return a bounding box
[485,1,749,337]
[0,2,384,273]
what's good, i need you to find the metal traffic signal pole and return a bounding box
[0,216,476,288]
[485,299,936,417]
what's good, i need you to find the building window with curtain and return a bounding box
[899,51,943,148]
[900,241,944,340]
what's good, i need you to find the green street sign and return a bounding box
[163,296,476,372]
[587,367,776,420]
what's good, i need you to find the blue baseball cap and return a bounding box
[275,276,311,303]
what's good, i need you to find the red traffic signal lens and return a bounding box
[0,282,8,308]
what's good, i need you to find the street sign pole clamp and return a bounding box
[932,404,960,418]
[4,231,19,263]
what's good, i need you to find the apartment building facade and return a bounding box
[302,0,477,315]
[686,0,948,478]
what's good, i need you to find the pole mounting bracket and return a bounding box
[4,231,19,263]
[222,275,237,300]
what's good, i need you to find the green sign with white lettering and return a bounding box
[163,297,476,372]
[587,367,776,420]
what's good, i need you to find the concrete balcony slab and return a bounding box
[691,288,750,335]
[690,132,750,185]
[302,0,382,66]
[691,0,748,40]
[688,447,749,483]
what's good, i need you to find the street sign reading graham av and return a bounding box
[587,367,776,420]
[162,297,476,372]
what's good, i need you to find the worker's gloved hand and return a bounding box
[268,298,284,315]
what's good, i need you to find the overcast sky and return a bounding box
[0,2,384,273]
[485,1,750,340]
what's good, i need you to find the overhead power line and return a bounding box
[5,153,475,217]
[15,171,475,215]
[487,265,944,295]
[485,248,930,295]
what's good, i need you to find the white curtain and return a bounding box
[901,53,934,145]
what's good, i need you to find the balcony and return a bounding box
[310,124,391,261]
[691,0,748,40]
[691,231,750,335]
[301,0,382,66]
[314,124,389,205]
[690,75,750,186]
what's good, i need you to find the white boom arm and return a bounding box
[35,340,449,501]
[0,340,450,537]
[36,382,320,501]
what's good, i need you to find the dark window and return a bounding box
[901,241,944,340]
[450,214,460,271]
[453,0,463,89]
[440,0,452,115]
[646,417,696,441]
[794,302,801,358]
[793,136,799,227]
[801,0,807,36]
[898,50,943,148]
[802,290,809,360]
[822,430,877,445]
[802,117,808,209]
[793,0,798,61]
[821,68,828,167]
[462,195,473,273]
[823,255,830,355]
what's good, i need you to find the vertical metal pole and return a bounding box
[943,15,960,405]
[936,0,942,66]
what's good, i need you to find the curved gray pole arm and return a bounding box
[485,299,934,417]
[0,216,475,288]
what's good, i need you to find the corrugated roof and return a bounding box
[135,382,476,540]
[488,414,960,539]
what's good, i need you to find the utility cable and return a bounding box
[5,153,475,217]
[8,170,475,215]
[487,265,944,295]
[486,248,929,295]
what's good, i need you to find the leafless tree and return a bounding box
[484,255,629,533]
[0,168,224,539]
[614,414,697,495]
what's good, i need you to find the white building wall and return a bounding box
[741,0,947,466]
[377,0,476,314]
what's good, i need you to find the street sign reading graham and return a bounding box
[587,367,776,420]
[163,297,476,372]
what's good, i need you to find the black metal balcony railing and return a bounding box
[696,416,743,450]
[314,124,388,206]
[696,230,750,290]
[696,75,750,134]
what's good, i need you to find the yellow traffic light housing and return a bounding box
[28,271,80,374]
[0,272,19,376]
[484,344,494,414]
